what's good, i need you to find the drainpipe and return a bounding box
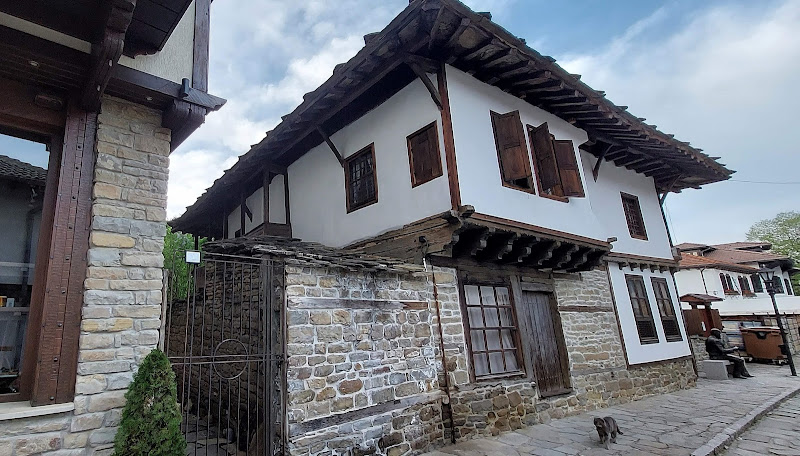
[426,254,456,444]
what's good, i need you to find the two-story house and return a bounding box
[172,0,733,454]
[0,1,224,454]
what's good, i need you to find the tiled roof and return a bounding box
[0,154,47,186]
[675,242,709,250]
[678,253,758,274]
[202,236,424,273]
[703,248,789,266]
[711,242,771,251]
[679,293,723,303]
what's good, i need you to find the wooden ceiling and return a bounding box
[172,0,734,235]
[0,0,192,56]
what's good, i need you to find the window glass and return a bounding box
[345,145,377,212]
[0,134,49,398]
[463,284,522,378]
[621,193,647,239]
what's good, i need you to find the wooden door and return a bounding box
[517,290,572,397]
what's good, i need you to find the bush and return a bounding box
[113,349,185,456]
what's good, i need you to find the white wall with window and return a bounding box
[608,262,690,364]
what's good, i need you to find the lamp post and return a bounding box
[759,268,797,376]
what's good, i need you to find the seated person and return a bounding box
[706,328,753,378]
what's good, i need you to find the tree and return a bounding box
[113,349,185,456]
[746,211,800,290]
[163,225,206,301]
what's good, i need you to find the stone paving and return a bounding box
[421,364,800,456]
[722,394,800,456]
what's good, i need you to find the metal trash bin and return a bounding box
[741,327,787,364]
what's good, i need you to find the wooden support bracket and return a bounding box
[81,0,136,111]
[593,143,614,181]
[316,126,345,168]
[406,59,443,110]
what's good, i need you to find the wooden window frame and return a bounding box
[722,273,739,295]
[786,278,793,296]
[459,278,526,381]
[625,274,659,345]
[751,274,764,293]
[406,121,443,188]
[528,123,566,202]
[620,192,647,240]
[344,144,378,213]
[0,88,94,405]
[739,276,755,297]
[490,111,535,194]
[651,277,682,342]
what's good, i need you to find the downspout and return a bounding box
[426,254,456,444]
[699,267,709,294]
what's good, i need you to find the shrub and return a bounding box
[113,349,185,456]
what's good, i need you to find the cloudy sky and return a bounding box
[3,0,797,245]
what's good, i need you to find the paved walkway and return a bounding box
[421,364,800,456]
[722,394,800,456]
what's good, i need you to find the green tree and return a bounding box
[113,349,185,456]
[163,225,205,300]
[746,211,800,290]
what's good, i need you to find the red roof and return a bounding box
[678,253,758,274]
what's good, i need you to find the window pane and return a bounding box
[501,329,515,349]
[499,307,514,326]
[467,307,484,328]
[464,285,481,306]
[488,352,505,373]
[471,330,486,351]
[485,330,501,350]
[504,351,519,372]
[474,353,489,377]
[0,138,50,397]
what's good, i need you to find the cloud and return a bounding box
[558,0,800,244]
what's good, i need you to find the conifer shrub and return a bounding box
[113,349,186,456]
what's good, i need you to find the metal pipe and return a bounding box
[767,282,797,376]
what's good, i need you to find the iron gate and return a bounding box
[163,250,286,455]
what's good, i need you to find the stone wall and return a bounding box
[446,269,696,440]
[0,96,170,455]
[285,265,459,456]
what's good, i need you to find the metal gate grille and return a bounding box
[164,251,285,455]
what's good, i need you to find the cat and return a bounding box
[594,416,623,450]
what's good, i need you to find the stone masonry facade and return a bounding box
[0,96,170,456]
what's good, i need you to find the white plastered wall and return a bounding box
[445,66,673,260]
[608,262,691,364]
[288,76,451,247]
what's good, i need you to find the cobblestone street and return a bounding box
[421,364,800,456]
[722,394,800,456]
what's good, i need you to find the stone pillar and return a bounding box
[71,96,170,454]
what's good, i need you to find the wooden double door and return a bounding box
[516,289,572,397]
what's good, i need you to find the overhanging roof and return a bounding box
[172,0,734,234]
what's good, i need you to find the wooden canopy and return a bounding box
[348,208,610,273]
[173,0,733,235]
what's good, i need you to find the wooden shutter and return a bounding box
[528,122,563,196]
[621,193,647,239]
[626,275,659,344]
[553,139,584,197]
[490,111,533,190]
[407,122,443,187]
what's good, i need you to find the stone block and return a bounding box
[87,390,127,412]
[14,434,61,456]
[90,232,135,248]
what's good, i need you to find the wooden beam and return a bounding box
[437,63,461,210]
[531,241,560,267]
[592,143,614,181]
[316,126,345,167]
[554,245,580,269]
[81,0,136,111]
[443,18,471,60]
[406,61,443,110]
[192,0,211,92]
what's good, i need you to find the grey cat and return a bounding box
[594,416,623,449]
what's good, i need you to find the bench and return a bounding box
[703,360,733,380]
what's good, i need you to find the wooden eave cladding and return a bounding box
[174,0,733,233]
[347,207,610,273]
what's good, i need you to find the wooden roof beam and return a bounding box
[592,143,615,181]
[405,59,443,110]
[316,126,345,168]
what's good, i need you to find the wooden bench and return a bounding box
[703,360,733,380]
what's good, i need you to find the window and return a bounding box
[751,274,764,293]
[463,284,523,378]
[625,275,658,344]
[407,122,443,187]
[784,278,792,295]
[621,193,647,240]
[490,111,534,192]
[528,122,585,199]
[344,144,377,212]
[739,276,754,296]
[720,274,738,295]
[651,278,682,342]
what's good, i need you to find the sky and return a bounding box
[1,0,797,246]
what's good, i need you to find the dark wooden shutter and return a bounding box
[621,193,647,239]
[626,275,659,344]
[407,122,443,187]
[516,291,571,397]
[553,139,584,197]
[528,122,563,196]
[490,110,533,190]
[651,278,682,342]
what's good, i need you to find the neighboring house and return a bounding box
[0,1,224,454]
[675,242,800,361]
[675,242,797,301]
[172,1,732,454]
